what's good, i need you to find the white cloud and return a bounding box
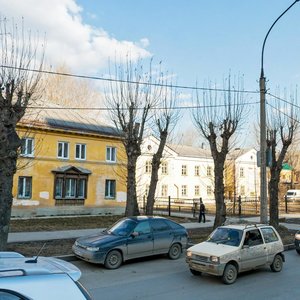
[0,0,151,74]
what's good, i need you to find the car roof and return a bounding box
[126,216,169,221]
[0,252,81,281]
[219,224,274,231]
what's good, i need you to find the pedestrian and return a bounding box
[198,199,206,223]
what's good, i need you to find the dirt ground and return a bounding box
[7,215,297,257]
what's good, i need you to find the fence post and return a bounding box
[143,195,146,213]
[238,195,241,216]
[285,194,288,213]
[168,196,171,217]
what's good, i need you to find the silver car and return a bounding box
[0,252,92,299]
[186,224,285,284]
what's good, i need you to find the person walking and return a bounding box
[198,199,206,223]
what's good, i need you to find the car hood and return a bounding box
[76,231,123,246]
[188,241,238,257]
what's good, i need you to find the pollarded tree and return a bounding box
[192,76,246,229]
[105,59,162,216]
[0,18,44,249]
[146,83,179,215]
[266,93,298,227]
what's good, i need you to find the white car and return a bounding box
[0,252,92,299]
[186,224,284,284]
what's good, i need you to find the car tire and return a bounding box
[104,250,122,270]
[270,254,283,272]
[168,243,182,260]
[296,249,300,255]
[190,268,202,276]
[222,263,238,285]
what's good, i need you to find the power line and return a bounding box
[267,92,300,110]
[266,101,300,124]
[26,100,259,111]
[0,64,259,94]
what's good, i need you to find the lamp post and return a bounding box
[260,0,300,224]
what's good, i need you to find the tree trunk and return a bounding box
[125,155,140,216]
[0,129,20,250]
[213,160,226,228]
[268,168,281,228]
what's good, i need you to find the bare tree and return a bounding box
[146,84,179,215]
[266,93,298,227]
[105,59,161,216]
[192,76,245,229]
[0,18,44,249]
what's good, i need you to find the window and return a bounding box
[240,167,244,178]
[151,219,171,232]
[134,221,151,234]
[195,165,200,176]
[244,229,263,246]
[181,185,187,196]
[261,227,279,243]
[207,185,212,196]
[106,146,116,162]
[57,142,69,159]
[195,185,200,196]
[207,166,212,176]
[20,138,34,157]
[161,162,168,175]
[18,177,32,199]
[75,144,86,160]
[105,179,116,198]
[240,185,245,196]
[145,160,152,173]
[181,165,187,176]
[54,176,87,199]
[161,184,168,197]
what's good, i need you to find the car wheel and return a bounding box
[190,268,202,276]
[270,254,283,272]
[222,263,238,285]
[104,250,122,269]
[296,249,300,255]
[168,243,181,260]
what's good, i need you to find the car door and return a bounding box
[126,220,154,259]
[150,219,173,254]
[240,229,267,271]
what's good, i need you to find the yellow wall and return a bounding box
[13,125,127,208]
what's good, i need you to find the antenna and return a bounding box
[25,243,46,263]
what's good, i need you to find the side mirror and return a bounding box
[131,231,139,238]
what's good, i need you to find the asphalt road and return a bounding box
[74,250,299,300]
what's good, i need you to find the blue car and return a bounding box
[72,216,188,269]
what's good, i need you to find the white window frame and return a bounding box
[20,138,34,157]
[207,185,212,196]
[57,141,69,159]
[18,177,32,199]
[75,144,86,160]
[105,179,116,199]
[145,160,152,173]
[106,146,116,163]
[195,185,200,196]
[181,185,187,196]
[161,184,168,197]
[195,165,200,176]
[240,167,245,178]
[161,162,168,175]
[207,166,212,176]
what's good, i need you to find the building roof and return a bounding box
[19,100,121,138]
[167,143,212,159]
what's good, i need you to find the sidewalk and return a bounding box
[8,214,299,243]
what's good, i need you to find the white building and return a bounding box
[136,136,215,203]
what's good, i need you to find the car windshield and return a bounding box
[107,219,137,236]
[207,228,243,247]
[287,192,295,196]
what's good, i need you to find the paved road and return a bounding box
[75,250,299,300]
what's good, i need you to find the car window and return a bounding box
[166,220,183,230]
[0,289,28,300]
[208,228,242,247]
[108,219,137,236]
[243,229,263,246]
[151,219,171,232]
[134,221,151,234]
[260,227,279,243]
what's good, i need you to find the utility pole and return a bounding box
[259,0,300,224]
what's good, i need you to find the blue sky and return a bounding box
[76,0,300,92]
[1,0,300,146]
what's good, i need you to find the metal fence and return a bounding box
[138,195,300,217]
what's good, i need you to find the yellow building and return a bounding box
[12,106,127,216]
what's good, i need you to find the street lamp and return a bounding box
[260,0,300,224]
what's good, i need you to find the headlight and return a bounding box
[86,246,100,252]
[187,251,192,257]
[295,233,300,240]
[210,256,220,263]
